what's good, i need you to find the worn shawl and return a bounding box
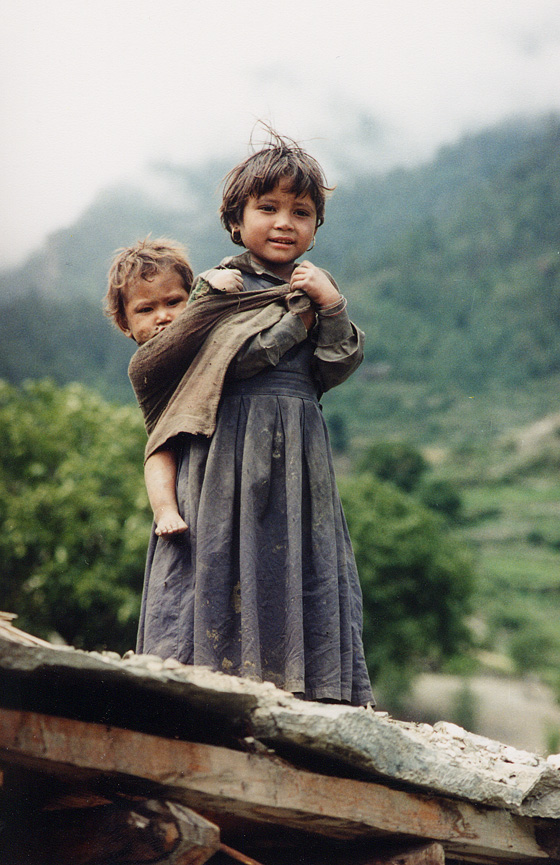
[128,286,310,460]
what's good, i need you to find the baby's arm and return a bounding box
[144,449,188,537]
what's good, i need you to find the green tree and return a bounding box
[418,478,463,522]
[326,412,349,454]
[358,441,428,492]
[0,379,150,652]
[339,473,474,706]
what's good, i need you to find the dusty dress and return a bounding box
[136,253,374,706]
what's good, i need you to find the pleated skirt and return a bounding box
[136,348,373,705]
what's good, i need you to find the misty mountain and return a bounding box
[1,113,559,431]
[0,115,549,303]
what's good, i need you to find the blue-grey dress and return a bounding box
[136,255,374,706]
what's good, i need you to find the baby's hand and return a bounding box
[206,268,244,293]
[290,261,340,308]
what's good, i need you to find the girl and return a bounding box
[134,132,374,706]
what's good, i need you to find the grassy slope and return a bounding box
[427,413,560,695]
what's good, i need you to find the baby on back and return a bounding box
[104,237,242,536]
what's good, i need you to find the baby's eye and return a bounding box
[137,306,153,314]
[167,298,183,306]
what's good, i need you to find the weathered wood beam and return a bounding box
[0,708,557,862]
[0,797,219,865]
[293,840,447,865]
[361,842,446,865]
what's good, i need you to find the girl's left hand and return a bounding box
[290,261,340,308]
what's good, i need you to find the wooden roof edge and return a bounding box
[1,624,560,822]
[1,707,560,864]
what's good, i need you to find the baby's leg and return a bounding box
[144,449,188,537]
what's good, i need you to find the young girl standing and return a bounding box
[135,132,374,706]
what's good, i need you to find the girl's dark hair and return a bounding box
[220,127,333,245]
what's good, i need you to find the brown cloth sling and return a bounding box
[128,286,311,461]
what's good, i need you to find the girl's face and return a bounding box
[122,269,188,344]
[232,180,317,280]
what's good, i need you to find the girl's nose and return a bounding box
[274,209,294,229]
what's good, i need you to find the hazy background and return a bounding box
[2,0,560,267]
[2,0,560,751]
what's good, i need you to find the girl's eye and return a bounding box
[295,209,311,218]
[259,204,275,212]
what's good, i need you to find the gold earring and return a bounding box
[307,236,316,252]
[231,228,242,244]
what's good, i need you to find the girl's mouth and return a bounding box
[269,238,294,246]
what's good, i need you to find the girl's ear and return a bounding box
[230,224,243,244]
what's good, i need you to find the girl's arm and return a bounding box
[313,299,365,392]
[290,261,364,392]
[228,308,313,379]
[229,263,362,385]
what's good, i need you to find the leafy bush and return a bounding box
[0,379,150,651]
[339,473,474,706]
[418,478,463,521]
[358,441,428,492]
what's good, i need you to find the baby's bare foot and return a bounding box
[155,508,188,537]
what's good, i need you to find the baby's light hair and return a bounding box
[220,127,333,245]
[104,236,193,333]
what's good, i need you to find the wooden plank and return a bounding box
[365,842,446,865]
[344,844,445,865]
[0,708,556,862]
[0,797,220,865]
[304,841,447,865]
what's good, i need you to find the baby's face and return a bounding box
[122,269,189,344]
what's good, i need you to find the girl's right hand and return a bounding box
[206,268,244,293]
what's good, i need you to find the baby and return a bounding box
[104,237,242,536]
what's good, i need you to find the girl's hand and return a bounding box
[290,261,340,308]
[206,268,244,293]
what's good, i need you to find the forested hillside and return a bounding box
[1,114,559,434]
[357,116,560,388]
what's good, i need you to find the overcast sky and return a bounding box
[1,0,560,267]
